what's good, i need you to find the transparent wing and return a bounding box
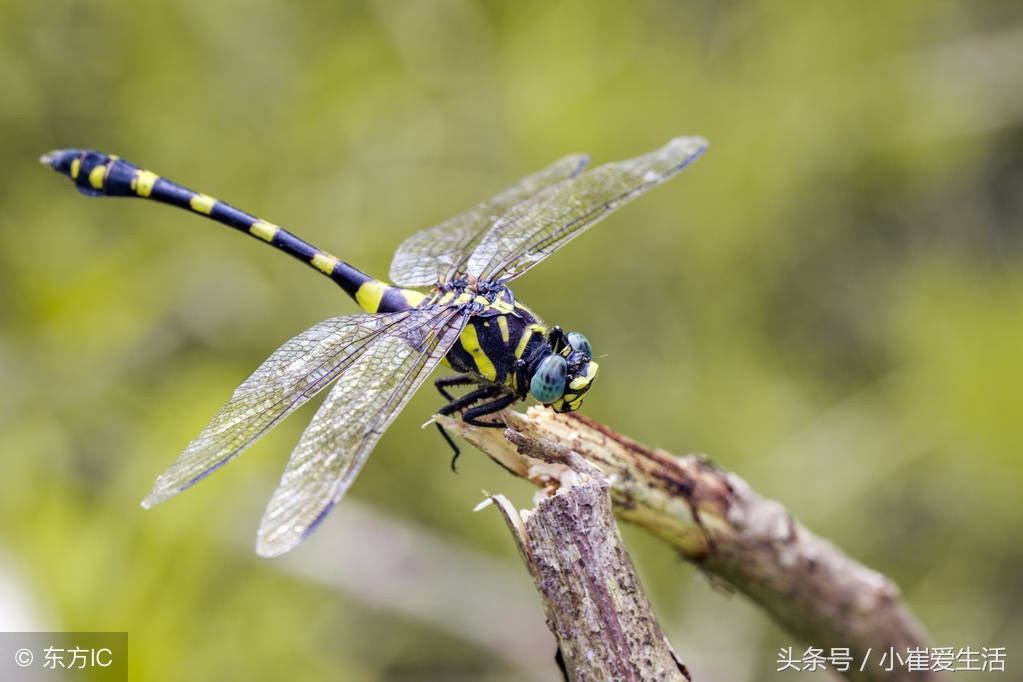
[142,309,430,507]
[255,306,469,557]
[388,153,590,287]
[467,136,708,282]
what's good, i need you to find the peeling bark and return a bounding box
[485,459,689,681]
[439,408,946,682]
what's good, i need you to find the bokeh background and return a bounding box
[2,1,1021,680]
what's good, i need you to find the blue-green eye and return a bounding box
[566,332,592,359]
[530,355,568,403]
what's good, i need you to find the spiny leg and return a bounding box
[435,373,484,402]
[443,391,518,470]
[433,378,510,470]
[433,376,483,468]
[434,425,463,471]
[438,385,504,417]
[460,393,517,427]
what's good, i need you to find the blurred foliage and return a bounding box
[1,0,1021,680]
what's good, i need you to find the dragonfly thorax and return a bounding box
[429,280,597,412]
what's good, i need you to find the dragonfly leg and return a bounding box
[434,373,483,402]
[434,380,499,470]
[434,422,463,471]
[433,380,516,470]
[438,384,503,417]
[461,392,518,427]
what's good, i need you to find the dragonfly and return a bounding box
[41,136,708,556]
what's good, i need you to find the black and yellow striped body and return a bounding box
[39,137,714,557]
[41,149,558,403]
[42,150,425,315]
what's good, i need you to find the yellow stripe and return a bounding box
[399,289,427,307]
[459,323,497,381]
[131,169,159,197]
[70,158,80,179]
[491,299,515,314]
[249,221,278,242]
[311,253,339,276]
[355,280,390,313]
[189,193,216,215]
[568,360,599,391]
[496,316,510,344]
[515,324,545,359]
[88,164,106,190]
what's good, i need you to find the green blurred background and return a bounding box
[2,1,1021,680]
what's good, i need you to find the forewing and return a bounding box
[467,136,708,282]
[388,153,590,287]
[142,310,424,507]
[255,306,469,556]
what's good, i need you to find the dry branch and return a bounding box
[486,466,689,681]
[438,408,947,682]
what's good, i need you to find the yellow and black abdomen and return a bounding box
[41,149,422,315]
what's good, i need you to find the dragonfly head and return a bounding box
[529,329,598,413]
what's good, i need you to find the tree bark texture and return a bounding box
[488,469,689,681]
[438,408,946,682]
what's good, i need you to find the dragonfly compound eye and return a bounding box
[565,332,592,359]
[551,358,598,413]
[530,355,568,403]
